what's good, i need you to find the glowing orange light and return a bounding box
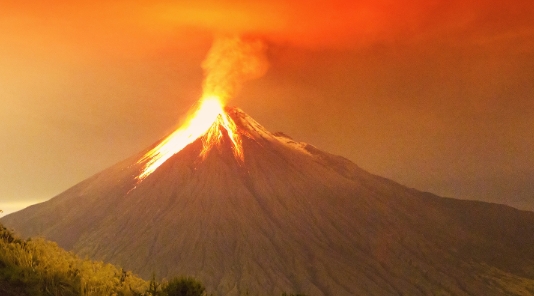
[135,35,265,182]
[200,107,243,162]
[137,95,242,181]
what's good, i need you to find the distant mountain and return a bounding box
[3,107,534,295]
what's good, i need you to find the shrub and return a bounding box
[162,276,205,296]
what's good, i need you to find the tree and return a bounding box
[146,272,161,296]
[162,276,205,296]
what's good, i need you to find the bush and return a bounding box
[162,276,205,296]
[0,222,148,295]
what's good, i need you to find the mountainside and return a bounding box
[3,108,534,295]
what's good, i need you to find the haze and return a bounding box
[1,0,533,216]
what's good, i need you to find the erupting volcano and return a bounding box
[137,96,243,181]
[3,36,534,295]
[4,104,534,295]
[138,34,266,182]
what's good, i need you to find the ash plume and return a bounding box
[201,35,268,103]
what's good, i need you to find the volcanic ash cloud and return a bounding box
[201,35,269,103]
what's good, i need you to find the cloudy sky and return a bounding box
[1,0,533,216]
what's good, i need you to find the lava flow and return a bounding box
[137,96,243,181]
[136,35,266,181]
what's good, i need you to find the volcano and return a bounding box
[3,107,534,295]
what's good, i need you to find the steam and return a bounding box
[201,35,268,103]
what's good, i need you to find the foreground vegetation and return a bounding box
[0,222,209,296]
[0,222,306,296]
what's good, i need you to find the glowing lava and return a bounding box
[137,96,243,181]
[136,35,266,181]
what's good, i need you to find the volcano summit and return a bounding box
[3,107,534,295]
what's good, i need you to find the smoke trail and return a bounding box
[201,35,268,103]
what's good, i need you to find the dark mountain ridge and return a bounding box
[3,108,534,295]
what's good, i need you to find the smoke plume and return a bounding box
[201,35,268,103]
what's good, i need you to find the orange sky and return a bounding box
[3,0,533,49]
[1,0,534,216]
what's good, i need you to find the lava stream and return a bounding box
[137,96,242,181]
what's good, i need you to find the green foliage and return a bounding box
[0,222,307,296]
[161,276,206,296]
[0,223,148,295]
[0,223,214,296]
[146,272,161,296]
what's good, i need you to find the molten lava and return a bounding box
[136,35,266,181]
[137,96,243,181]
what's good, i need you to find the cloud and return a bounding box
[3,0,533,54]
[147,0,534,49]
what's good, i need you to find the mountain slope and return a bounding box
[3,108,534,295]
